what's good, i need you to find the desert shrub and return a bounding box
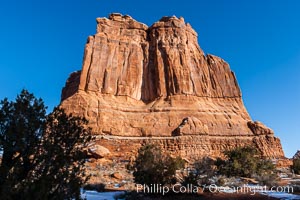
[217,176,226,186]
[254,173,278,187]
[293,159,300,174]
[216,146,276,178]
[292,181,300,194]
[132,143,184,186]
[182,172,199,186]
[182,157,216,186]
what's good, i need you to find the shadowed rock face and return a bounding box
[294,150,300,159]
[61,13,284,159]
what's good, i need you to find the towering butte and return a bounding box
[61,13,284,159]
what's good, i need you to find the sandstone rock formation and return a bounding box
[293,150,300,160]
[61,13,285,160]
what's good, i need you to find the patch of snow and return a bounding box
[81,190,125,200]
[261,191,300,200]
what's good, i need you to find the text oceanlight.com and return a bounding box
[136,184,294,195]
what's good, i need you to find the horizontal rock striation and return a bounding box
[61,13,285,159]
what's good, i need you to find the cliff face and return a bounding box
[63,14,240,101]
[61,13,284,159]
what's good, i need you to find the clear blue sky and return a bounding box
[0,0,299,158]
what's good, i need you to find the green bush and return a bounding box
[182,157,217,186]
[216,146,276,178]
[254,173,278,187]
[132,143,184,186]
[293,159,300,174]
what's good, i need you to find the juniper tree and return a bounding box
[0,90,92,200]
[0,89,46,198]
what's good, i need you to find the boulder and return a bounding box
[247,121,274,135]
[88,145,110,159]
[111,172,123,180]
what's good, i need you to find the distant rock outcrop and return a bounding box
[293,150,300,160]
[60,13,285,160]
